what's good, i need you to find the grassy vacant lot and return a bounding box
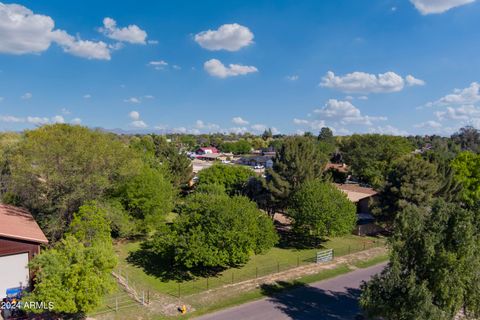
[114,235,385,298]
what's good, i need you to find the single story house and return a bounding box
[334,183,383,236]
[196,147,219,155]
[0,204,48,299]
[238,155,274,168]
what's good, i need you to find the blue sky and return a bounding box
[1,0,480,135]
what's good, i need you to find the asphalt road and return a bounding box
[195,263,387,320]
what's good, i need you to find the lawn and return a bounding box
[114,234,385,298]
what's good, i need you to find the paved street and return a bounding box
[195,263,386,320]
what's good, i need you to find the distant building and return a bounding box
[334,183,383,236]
[196,147,219,155]
[0,204,48,299]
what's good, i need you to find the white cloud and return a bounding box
[124,97,141,104]
[436,105,480,121]
[369,125,409,136]
[358,96,369,100]
[232,116,249,125]
[314,99,387,125]
[100,17,147,44]
[83,94,91,99]
[320,71,423,94]
[293,118,327,130]
[410,0,475,14]
[21,92,32,100]
[194,23,254,51]
[251,124,267,132]
[195,120,220,131]
[51,115,65,123]
[61,108,71,115]
[129,110,140,120]
[204,59,258,78]
[286,75,299,81]
[0,3,118,60]
[51,30,110,60]
[406,75,426,86]
[148,60,168,70]
[427,82,480,107]
[71,118,82,125]
[228,127,249,134]
[144,95,154,99]
[128,110,147,128]
[0,115,23,123]
[414,120,442,128]
[26,116,49,125]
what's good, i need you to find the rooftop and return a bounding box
[0,204,49,244]
[334,183,378,202]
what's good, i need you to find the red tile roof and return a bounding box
[0,204,48,244]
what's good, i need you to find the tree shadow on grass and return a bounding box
[275,222,327,250]
[260,281,364,320]
[126,243,228,282]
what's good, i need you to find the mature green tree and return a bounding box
[196,164,255,196]
[360,201,480,319]
[340,134,413,187]
[220,140,252,154]
[0,132,20,196]
[451,151,480,205]
[24,202,117,315]
[377,155,440,220]
[144,193,278,272]
[289,180,356,241]
[116,165,175,231]
[5,124,142,240]
[317,127,333,142]
[151,135,193,187]
[451,126,480,152]
[262,128,273,140]
[271,136,328,190]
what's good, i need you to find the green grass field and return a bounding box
[114,234,385,298]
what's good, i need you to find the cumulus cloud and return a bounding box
[100,17,147,44]
[195,120,220,131]
[129,110,147,128]
[204,59,258,78]
[194,23,254,51]
[314,99,387,125]
[0,3,111,59]
[414,120,442,128]
[410,0,475,14]
[71,118,82,125]
[406,75,426,86]
[369,125,409,136]
[232,116,249,125]
[436,105,480,121]
[293,118,327,130]
[251,124,267,132]
[0,114,74,125]
[427,82,480,107]
[320,71,424,94]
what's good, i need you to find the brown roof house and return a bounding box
[334,184,383,236]
[0,204,48,299]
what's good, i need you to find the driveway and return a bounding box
[194,262,386,320]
